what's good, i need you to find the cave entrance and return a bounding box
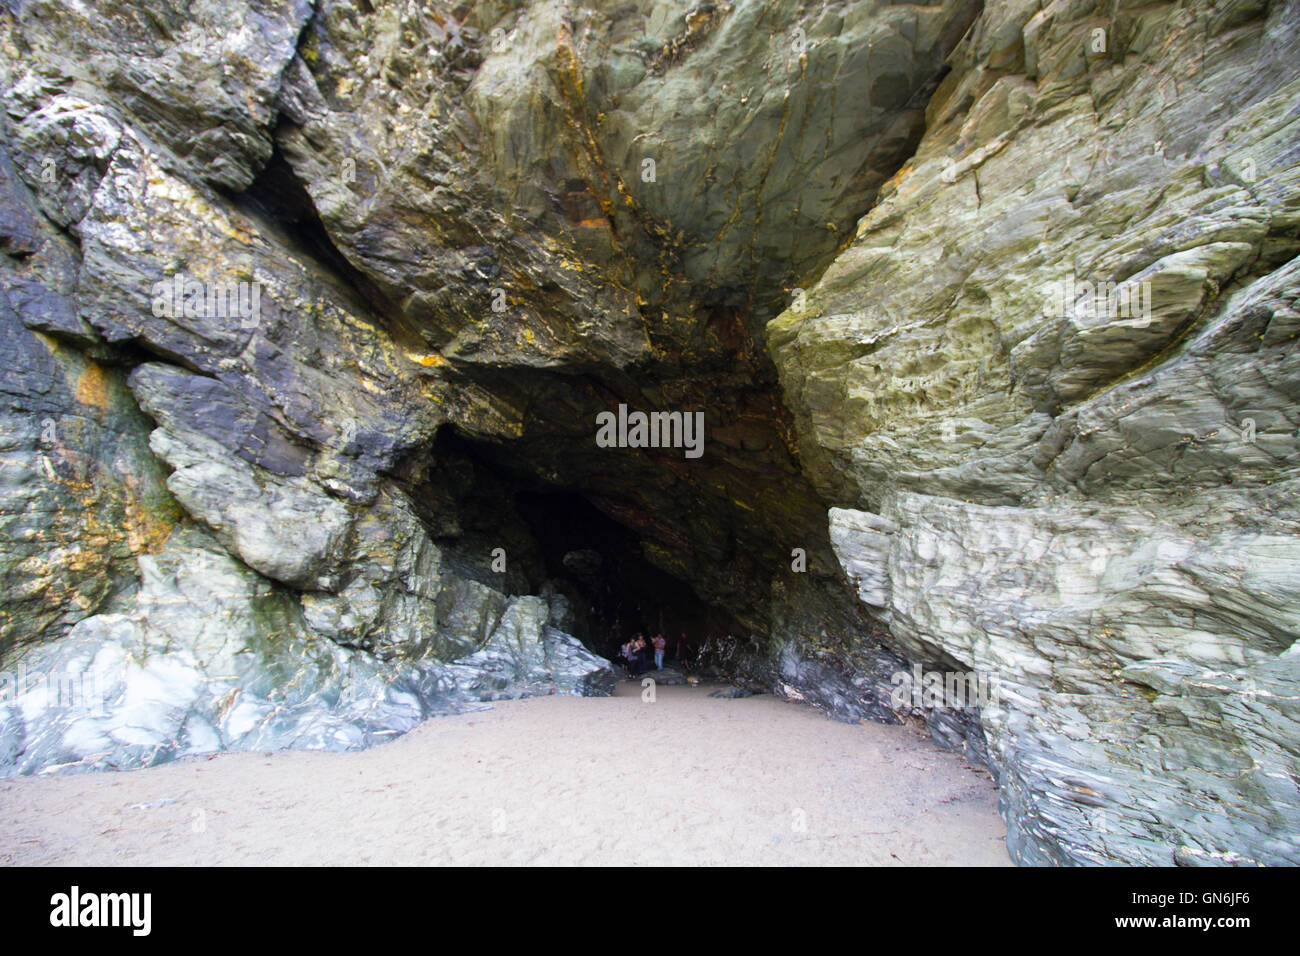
[416,427,747,670]
[514,489,734,665]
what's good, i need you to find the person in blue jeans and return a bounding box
[652,633,666,670]
[629,634,648,677]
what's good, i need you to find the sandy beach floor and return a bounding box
[0,683,1009,865]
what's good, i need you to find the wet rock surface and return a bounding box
[0,0,1296,866]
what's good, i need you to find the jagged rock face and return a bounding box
[0,0,1296,867]
[266,0,983,635]
[5,0,311,192]
[0,280,181,658]
[275,0,979,361]
[0,521,615,774]
[0,0,619,774]
[770,0,1300,863]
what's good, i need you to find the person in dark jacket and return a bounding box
[629,634,647,677]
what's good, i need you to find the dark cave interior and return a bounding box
[515,488,741,662]
[416,428,744,666]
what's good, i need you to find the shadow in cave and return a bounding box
[514,490,739,664]
[412,427,751,671]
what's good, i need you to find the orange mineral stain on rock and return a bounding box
[403,352,447,370]
[74,363,111,410]
[123,482,177,555]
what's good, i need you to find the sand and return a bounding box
[0,683,1010,866]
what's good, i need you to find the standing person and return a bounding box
[676,633,691,669]
[630,634,646,678]
[652,633,666,670]
[617,639,632,678]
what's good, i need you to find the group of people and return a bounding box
[616,632,692,678]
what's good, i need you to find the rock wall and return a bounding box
[769,0,1300,864]
[0,0,619,775]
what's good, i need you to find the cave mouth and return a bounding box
[516,488,740,665]
[413,426,753,670]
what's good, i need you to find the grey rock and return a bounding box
[771,0,1300,863]
[4,0,312,191]
[708,686,756,699]
[0,526,615,776]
